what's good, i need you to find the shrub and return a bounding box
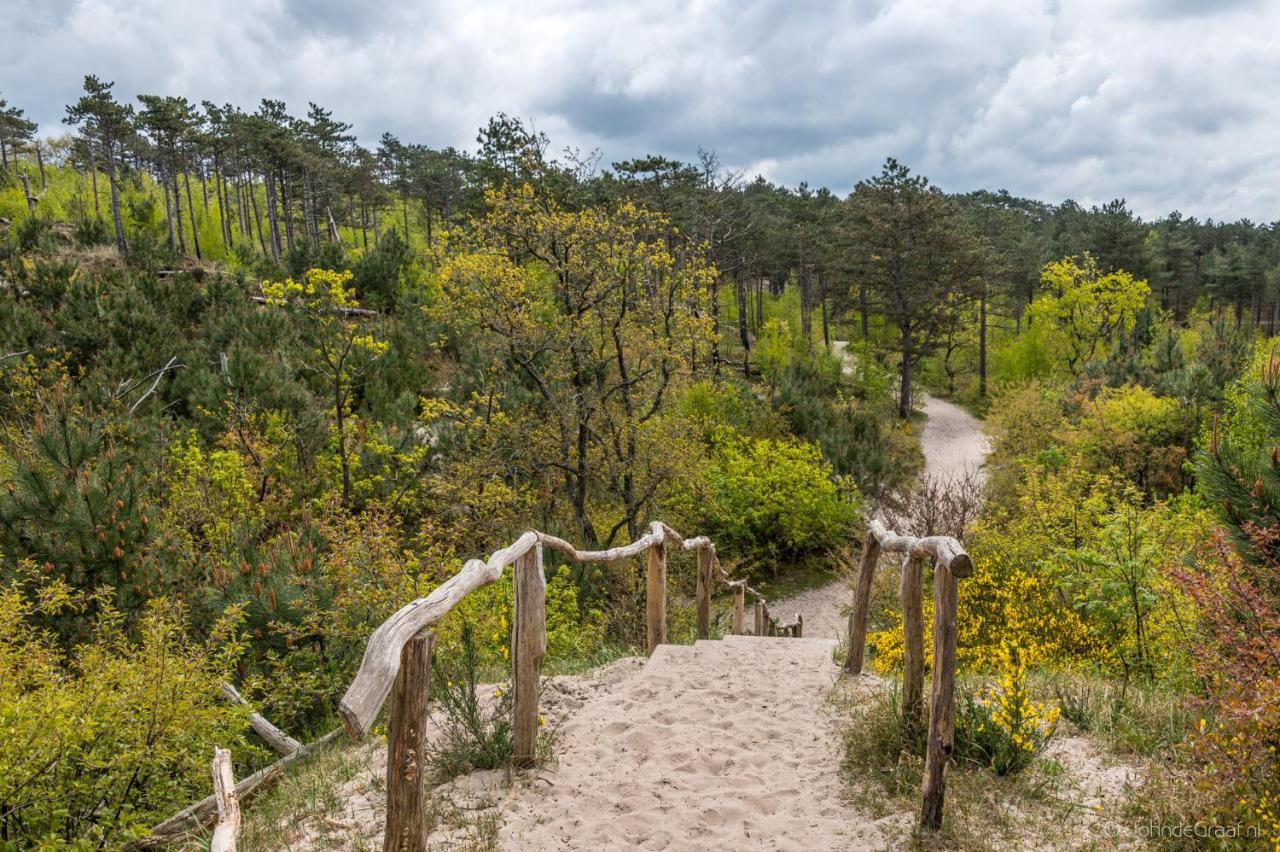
[670,429,860,579]
[0,580,255,847]
[427,621,516,780]
[953,645,1060,776]
[1066,384,1190,495]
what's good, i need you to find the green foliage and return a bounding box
[671,429,859,578]
[953,648,1059,776]
[1066,384,1191,495]
[0,581,255,847]
[428,621,516,780]
[1029,253,1151,375]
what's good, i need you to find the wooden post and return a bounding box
[900,555,926,740]
[795,613,803,638]
[731,582,745,634]
[695,546,712,640]
[646,540,667,655]
[210,747,240,852]
[384,631,433,852]
[920,562,959,830]
[753,600,766,636]
[844,529,882,672]
[512,543,546,766]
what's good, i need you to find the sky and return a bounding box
[2,0,1277,222]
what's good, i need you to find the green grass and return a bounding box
[836,674,1150,849]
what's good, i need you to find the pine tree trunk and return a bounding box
[183,168,202,260]
[978,285,988,398]
[280,172,295,253]
[898,322,913,419]
[172,171,188,255]
[89,142,101,218]
[106,141,128,255]
[161,164,176,251]
[264,173,282,261]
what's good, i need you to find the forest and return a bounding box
[1,77,1278,849]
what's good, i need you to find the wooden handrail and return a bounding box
[338,521,775,742]
[842,518,974,832]
[145,519,790,848]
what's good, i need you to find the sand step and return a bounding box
[498,634,855,849]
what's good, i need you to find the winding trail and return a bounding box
[765,345,988,646]
[272,351,990,851]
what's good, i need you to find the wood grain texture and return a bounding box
[731,582,745,634]
[220,683,301,756]
[900,554,926,738]
[209,748,240,852]
[512,544,547,766]
[868,519,973,578]
[646,540,667,655]
[844,531,882,672]
[339,531,538,740]
[695,546,712,640]
[921,562,958,830]
[384,632,433,852]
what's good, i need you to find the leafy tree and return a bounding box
[262,268,389,507]
[438,185,715,544]
[845,159,988,417]
[1029,253,1149,374]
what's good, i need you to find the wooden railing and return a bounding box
[335,521,795,851]
[844,519,974,831]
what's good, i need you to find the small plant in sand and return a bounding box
[955,644,1060,775]
[428,620,515,780]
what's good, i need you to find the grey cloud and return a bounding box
[1,0,1277,221]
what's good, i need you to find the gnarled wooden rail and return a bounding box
[335,520,794,851]
[845,519,973,832]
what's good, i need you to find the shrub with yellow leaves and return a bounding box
[955,644,1061,776]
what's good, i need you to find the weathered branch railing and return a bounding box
[844,519,974,831]
[142,521,796,849]
[336,520,796,851]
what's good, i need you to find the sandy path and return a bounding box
[764,344,988,646]
[918,393,989,486]
[497,637,892,850]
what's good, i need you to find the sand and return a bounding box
[761,349,992,653]
[497,637,894,850]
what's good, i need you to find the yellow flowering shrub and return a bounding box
[955,644,1061,775]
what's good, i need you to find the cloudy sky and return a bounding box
[2,0,1277,221]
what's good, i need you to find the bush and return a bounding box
[670,429,860,579]
[953,646,1059,776]
[1067,384,1190,495]
[427,621,517,780]
[0,581,255,847]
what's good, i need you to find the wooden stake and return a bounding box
[845,530,882,672]
[900,555,926,739]
[384,631,433,852]
[920,562,958,830]
[210,747,240,852]
[646,541,667,654]
[695,546,712,639]
[753,599,766,636]
[512,544,546,766]
[731,582,745,634]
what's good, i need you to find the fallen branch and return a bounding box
[140,728,343,846]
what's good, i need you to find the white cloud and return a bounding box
[1,0,1276,220]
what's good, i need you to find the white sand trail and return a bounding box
[497,636,892,850]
